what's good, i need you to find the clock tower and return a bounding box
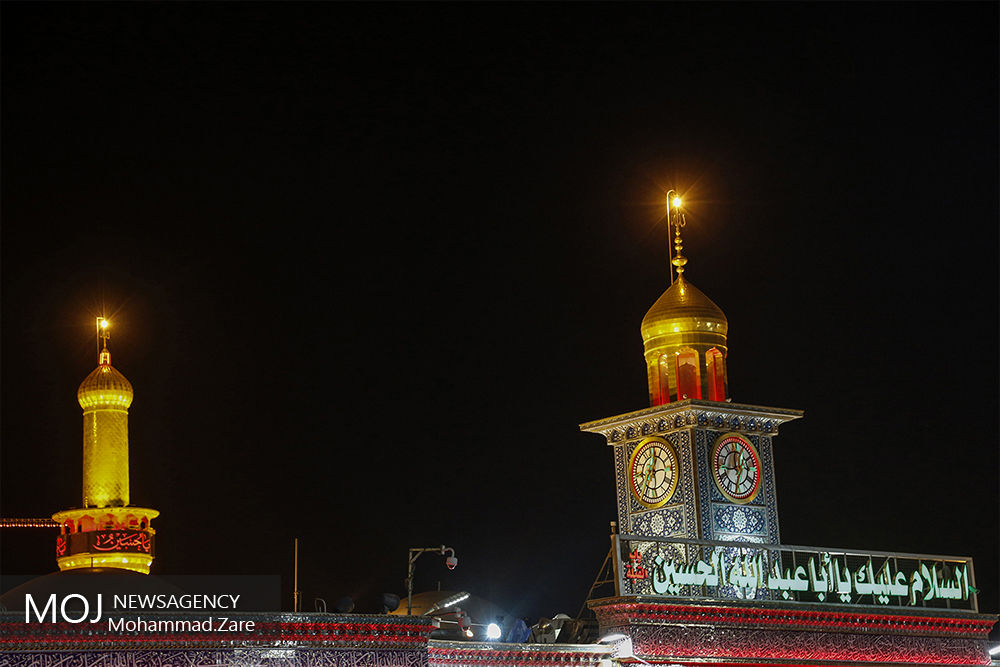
[580,200,801,545]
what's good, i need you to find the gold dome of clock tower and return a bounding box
[640,199,729,406]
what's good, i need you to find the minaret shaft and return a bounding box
[82,407,130,507]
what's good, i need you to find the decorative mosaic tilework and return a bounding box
[631,506,685,537]
[758,435,781,544]
[695,429,713,539]
[613,444,629,532]
[673,430,697,539]
[626,623,990,664]
[713,505,765,535]
[712,533,767,544]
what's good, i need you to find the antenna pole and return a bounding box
[293,538,301,613]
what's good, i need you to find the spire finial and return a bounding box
[671,217,687,277]
[96,317,111,365]
[666,191,687,284]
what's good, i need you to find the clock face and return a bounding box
[628,437,679,509]
[711,433,761,503]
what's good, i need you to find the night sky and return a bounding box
[2,4,997,624]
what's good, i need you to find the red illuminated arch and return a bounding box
[675,348,701,400]
[657,355,672,405]
[706,347,725,401]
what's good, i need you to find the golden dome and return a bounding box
[641,274,730,406]
[640,275,727,342]
[78,349,133,409]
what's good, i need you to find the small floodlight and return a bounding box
[100,319,109,329]
[486,622,502,640]
[671,196,682,209]
[423,591,470,616]
[989,644,1000,657]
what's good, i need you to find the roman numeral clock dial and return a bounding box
[628,437,679,509]
[711,433,761,503]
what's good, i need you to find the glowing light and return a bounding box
[0,518,58,528]
[486,623,501,640]
[53,506,159,522]
[671,196,682,208]
[100,319,109,329]
[464,628,473,638]
[57,552,153,574]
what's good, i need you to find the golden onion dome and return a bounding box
[641,274,730,406]
[78,349,133,409]
[640,274,728,342]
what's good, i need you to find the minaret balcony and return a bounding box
[51,506,158,574]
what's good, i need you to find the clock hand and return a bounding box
[643,448,661,488]
[637,460,649,487]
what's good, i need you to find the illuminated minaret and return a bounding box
[51,318,158,574]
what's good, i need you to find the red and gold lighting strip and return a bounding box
[429,645,611,667]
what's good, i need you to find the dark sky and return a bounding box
[2,4,997,623]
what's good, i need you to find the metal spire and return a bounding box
[97,317,111,365]
[666,191,686,284]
